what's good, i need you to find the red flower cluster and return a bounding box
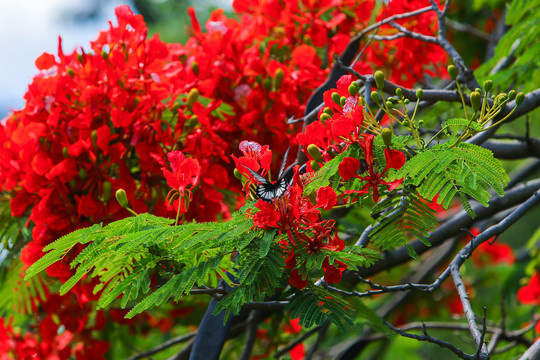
[234,144,345,289]
[0,0,447,356]
[340,133,406,202]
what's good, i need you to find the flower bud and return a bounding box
[404,98,410,105]
[186,88,199,108]
[381,128,393,147]
[340,96,347,106]
[348,84,357,97]
[263,77,272,91]
[78,168,86,180]
[234,168,243,180]
[507,89,516,100]
[115,189,129,208]
[191,61,199,75]
[352,81,360,92]
[323,107,333,116]
[374,70,385,90]
[67,68,75,77]
[102,181,112,203]
[307,144,323,162]
[416,88,423,100]
[273,68,284,90]
[101,50,108,60]
[385,101,393,109]
[418,119,424,126]
[319,113,331,124]
[470,91,481,111]
[331,92,341,105]
[62,147,69,158]
[370,91,380,104]
[516,92,525,106]
[395,88,403,98]
[310,160,321,171]
[483,80,493,93]
[91,130,98,149]
[447,65,458,80]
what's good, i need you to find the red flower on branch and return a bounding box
[517,272,540,306]
[162,151,201,215]
[340,134,405,202]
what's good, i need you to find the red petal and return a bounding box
[35,52,56,70]
[384,148,406,171]
[338,157,360,180]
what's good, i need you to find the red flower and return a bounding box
[342,134,406,202]
[289,269,308,289]
[162,151,201,195]
[517,272,540,305]
[322,257,347,284]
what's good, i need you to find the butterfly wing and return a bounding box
[278,147,290,179]
[240,164,269,185]
[256,177,289,203]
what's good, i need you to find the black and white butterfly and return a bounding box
[242,147,295,203]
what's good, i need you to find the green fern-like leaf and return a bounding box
[286,287,354,331]
[398,143,508,217]
[370,190,438,250]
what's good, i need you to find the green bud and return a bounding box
[67,68,75,77]
[381,128,393,147]
[470,91,481,111]
[115,189,129,208]
[69,179,77,189]
[370,91,380,104]
[307,144,323,162]
[447,65,458,80]
[475,88,482,94]
[516,92,525,106]
[190,61,199,75]
[323,107,333,116]
[348,84,357,97]
[483,80,493,93]
[352,81,360,92]
[310,160,321,171]
[331,92,341,105]
[395,88,403,98]
[78,53,84,63]
[418,119,424,126]
[79,168,86,180]
[186,88,199,108]
[340,96,347,107]
[102,181,112,203]
[91,130,98,149]
[263,77,272,91]
[233,168,243,180]
[374,70,385,90]
[101,50,108,60]
[404,98,410,105]
[62,147,69,158]
[508,89,516,100]
[273,68,284,90]
[416,88,424,100]
[319,113,331,124]
[385,101,393,109]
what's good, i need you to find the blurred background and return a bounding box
[0,0,232,119]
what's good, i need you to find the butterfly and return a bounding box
[241,147,295,203]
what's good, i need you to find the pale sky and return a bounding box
[0,0,129,116]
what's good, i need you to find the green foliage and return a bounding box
[476,0,540,92]
[370,189,438,251]
[398,142,509,218]
[286,286,354,332]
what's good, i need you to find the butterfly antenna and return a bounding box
[278,147,290,179]
[239,164,268,184]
